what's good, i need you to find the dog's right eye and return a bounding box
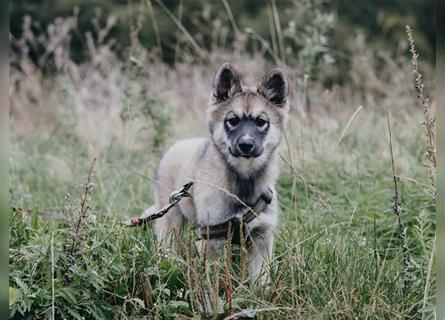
[226,117,240,127]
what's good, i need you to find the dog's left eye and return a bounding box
[226,117,240,127]
[255,118,268,128]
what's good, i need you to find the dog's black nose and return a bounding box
[238,138,255,154]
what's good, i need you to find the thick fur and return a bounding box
[142,63,289,279]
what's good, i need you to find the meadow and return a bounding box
[9,3,436,319]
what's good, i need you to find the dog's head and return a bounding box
[207,63,289,176]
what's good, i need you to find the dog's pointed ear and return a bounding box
[257,68,288,106]
[212,63,242,103]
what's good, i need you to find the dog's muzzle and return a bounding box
[229,137,263,158]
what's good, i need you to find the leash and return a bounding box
[121,182,194,227]
[121,181,273,243]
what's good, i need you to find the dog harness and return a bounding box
[197,188,273,244]
[122,182,273,244]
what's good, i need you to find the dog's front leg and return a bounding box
[154,207,185,246]
[195,239,226,261]
[247,227,274,283]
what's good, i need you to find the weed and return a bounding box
[406,25,436,187]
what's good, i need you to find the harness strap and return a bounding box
[198,188,273,243]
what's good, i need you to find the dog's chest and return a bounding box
[191,176,264,226]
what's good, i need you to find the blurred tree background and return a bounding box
[10,0,435,83]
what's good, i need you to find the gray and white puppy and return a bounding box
[142,63,289,279]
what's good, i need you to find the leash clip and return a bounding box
[169,182,193,204]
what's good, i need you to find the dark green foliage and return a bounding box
[10,1,434,78]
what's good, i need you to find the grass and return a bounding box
[9,104,436,319]
[9,5,435,320]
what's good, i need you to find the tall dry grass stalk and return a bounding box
[267,3,278,62]
[140,274,154,314]
[64,157,96,284]
[146,0,163,60]
[405,25,436,317]
[422,234,436,319]
[224,224,234,316]
[154,0,208,61]
[405,25,436,186]
[337,105,363,145]
[269,255,291,303]
[270,0,284,63]
[303,74,312,122]
[386,111,411,293]
[51,231,55,320]
[239,222,247,281]
[222,0,239,36]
